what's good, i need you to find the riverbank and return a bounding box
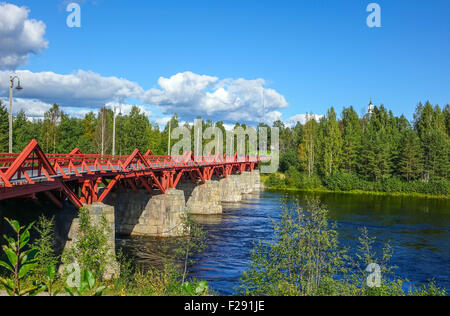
[261,174,450,200]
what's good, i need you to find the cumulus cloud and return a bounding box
[0,97,52,118]
[0,70,144,108]
[285,113,324,127]
[142,71,288,124]
[105,102,154,118]
[0,3,48,69]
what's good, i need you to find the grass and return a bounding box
[261,174,450,200]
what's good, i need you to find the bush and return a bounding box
[239,201,446,296]
[62,207,112,280]
[266,173,286,188]
[324,172,363,191]
[32,215,59,283]
[296,173,323,190]
[279,150,300,173]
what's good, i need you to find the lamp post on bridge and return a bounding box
[9,75,23,154]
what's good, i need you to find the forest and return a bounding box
[0,100,449,196]
[269,101,450,196]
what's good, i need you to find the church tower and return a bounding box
[368,98,375,115]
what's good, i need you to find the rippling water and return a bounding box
[118,191,450,295]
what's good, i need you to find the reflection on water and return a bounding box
[118,191,450,295]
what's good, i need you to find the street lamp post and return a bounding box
[9,75,23,154]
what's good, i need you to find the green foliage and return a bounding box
[280,149,300,172]
[181,280,209,296]
[65,269,106,296]
[266,173,286,188]
[277,101,448,197]
[0,218,39,296]
[63,207,112,280]
[239,201,446,296]
[43,265,59,296]
[174,213,207,283]
[32,215,59,283]
[239,200,346,296]
[0,101,9,153]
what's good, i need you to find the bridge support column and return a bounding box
[56,203,118,280]
[219,176,242,203]
[252,170,264,192]
[186,181,222,215]
[108,189,186,237]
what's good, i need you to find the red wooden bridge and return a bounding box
[0,140,263,209]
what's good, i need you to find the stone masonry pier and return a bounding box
[106,170,262,237]
[55,171,263,279]
[57,170,263,276]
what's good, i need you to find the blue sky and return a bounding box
[1,0,449,125]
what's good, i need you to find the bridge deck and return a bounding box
[0,139,265,209]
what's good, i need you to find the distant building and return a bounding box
[368,98,375,115]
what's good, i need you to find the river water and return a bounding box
[118,191,450,295]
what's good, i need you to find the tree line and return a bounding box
[0,101,241,156]
[0,100,448,187]
[269,101,449,195]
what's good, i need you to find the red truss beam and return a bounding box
[0,139,265,209]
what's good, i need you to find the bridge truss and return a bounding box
[0,140,261,209]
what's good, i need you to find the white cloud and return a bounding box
[0,97,51,118]
[285,113,324,127]
[0,3,48,69]
[142,71,288,124]
[105,102,154,118]
[0,69,144,108]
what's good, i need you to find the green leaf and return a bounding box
[25,221,35,232]
[3,236,16,250]
[0,260,14,273]
[19,263,37,278]
[20,286,40,297]
[182,282,195,296]
[5,218,20,233]
[5,248,18,267]
[195,281,209,295]
[94,286,106,296]
[0,276,12,288]
[46,265,56,280]
[65,287,75,296]
[19,230,30,249]
[20,249,38,265]
[85,270,95,289]
[78,281,88,296]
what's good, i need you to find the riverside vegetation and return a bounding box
[0,209,211,296]
[264,102,449,198]
[0,200,446,296]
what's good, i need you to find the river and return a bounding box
[118,191,450,295]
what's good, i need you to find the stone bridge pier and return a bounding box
[57,171,263,277]
[105,170,262,237]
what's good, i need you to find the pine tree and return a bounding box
[341,106,362,173]
[302,115,318,177]
[57,115,84,153]
[398,129,423,181]
[444,104,450,137]
[414,102,449,181]
[0,101,9,153]
[12,110,36,152]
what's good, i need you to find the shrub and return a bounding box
[62,207,112,280]
[32,215,59,283]
[296,172,323,190]
[266,173,285,188]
